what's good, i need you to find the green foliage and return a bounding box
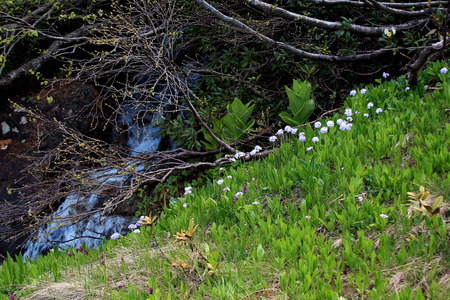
[159,115,203,151]
[2,61,450,299]
[202,97,255,150]
[279,79,316,126]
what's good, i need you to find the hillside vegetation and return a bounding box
[1,61,449,299]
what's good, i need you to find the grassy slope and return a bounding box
[1,61,450,299]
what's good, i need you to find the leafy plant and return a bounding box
[202,97,255,150]
[408,186,444,217]
[279,79,315,126]
[173,218,199,246]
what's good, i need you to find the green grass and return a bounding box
[1,61,450,299]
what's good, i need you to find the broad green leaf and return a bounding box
[432,196,443,213]
[286,80,311,113]
[279,111,300,126]
[292,99,316,125]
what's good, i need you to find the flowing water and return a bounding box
[21,113,162,260]
[22,66,201,260]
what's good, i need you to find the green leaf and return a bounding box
[292,99,315,125]
[256,244,265,261]
[432,196,443,214]
[281,79,315,126]
[286,79,312,113]
[279,111,300,126]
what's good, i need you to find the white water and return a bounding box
[22,194,131,259]
[22,64,202,260]
[22,94,166,260]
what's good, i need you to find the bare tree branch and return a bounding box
[303,0,447,8]
[193,0,391,61]
[363,0,437,16]
[407,40,445,85]
[0,27,90,88]
[245,0,427,35]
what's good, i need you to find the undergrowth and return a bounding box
[1,61,449,299]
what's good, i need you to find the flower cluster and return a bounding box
[234,152,245,160]
[111,232,120,240]
[184,186,192,196]
[75,245,89,255]
[269,125,302,142]
[250,145,262,156]
[270,86,383,154]
[125,217,143,234]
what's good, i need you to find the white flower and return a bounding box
[223,186,230,192]
[183,203,188,208]
[276,129,284,135]
[235,152,245,159]
[320,127,328,134]
[306,146,313,151]
[133,229,141,234]
[217,179,224,185]
[358,196,363,203]
[382,72,389,78]
[375,108,383,114]
[344,108,352,117]
[110,233,120,240]
[291,128,298,135]
[269,136,277,142]
[340,121,352,130]
[312,136,319,143]
[336,119,343,125]
[184,187,192,196]
[284,125,292,133]
[250,149,257,156]
[360,89,367,94]
[234,192,243,198]
[367,102,374,109]
[349,90,357,97]
[128,224,137,230]
[405,87,410,91]
[219,167,225,171]
[299,134,306,142]
[229,158,236,162]
[305,216,311,219]
[254,145,262,152]
[379,214,389,219]
[227,175,232,179]
[252,201,260,205]
[346,117,353,122]
[440,67,448,74]
[314,121,322,129]
[326,120,334,128]
[363,113,369,117]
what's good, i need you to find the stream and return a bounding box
[22,67,200,260]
